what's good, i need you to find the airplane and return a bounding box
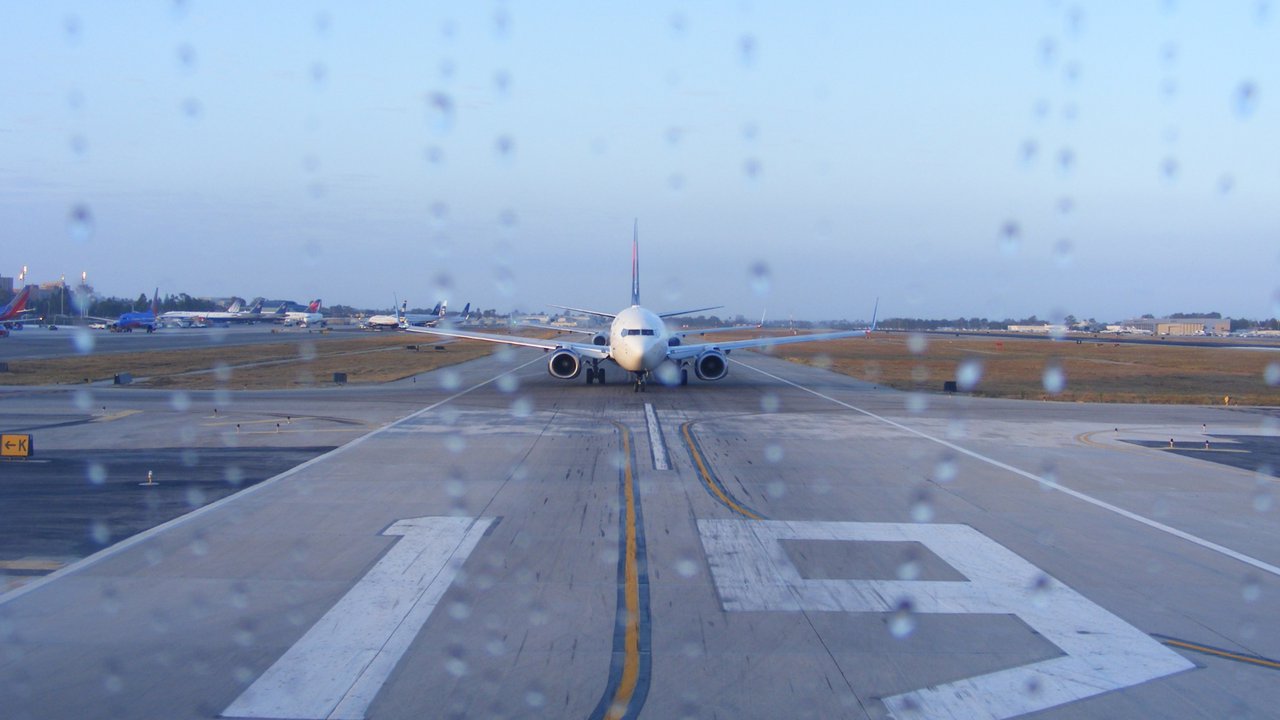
[0,284,36,326]
[365,300,446,329]
[159,298,265,326]
[283,299,325,328]
[105,289,160,333]
[400,223,877,391]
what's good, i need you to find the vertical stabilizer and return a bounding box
[631,219,640,306]
[151,289,159,316]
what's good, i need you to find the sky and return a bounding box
[1,1,1277,322]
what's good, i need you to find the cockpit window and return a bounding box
[623,329,655,336]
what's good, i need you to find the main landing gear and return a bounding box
[585,362,606,385]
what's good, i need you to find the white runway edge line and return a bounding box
[644,402,670,470]
[223,516,493,720]
[0,355,544,607]
[736,359,1280,579]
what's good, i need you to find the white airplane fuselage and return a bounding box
[608,305,671,373]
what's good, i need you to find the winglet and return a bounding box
[631,219,640,306]
[151,288,159,316]
[868,298,879,333]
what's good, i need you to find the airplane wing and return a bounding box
[658,305,723,318]
[672,325,759,338]
[668,328,872,360]
[400,324,610,359]
[517,322,597,335]
[549,304,616,319]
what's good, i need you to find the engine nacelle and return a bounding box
[694,349,729,381]
[592,333,608,346]
[547,348,583,379]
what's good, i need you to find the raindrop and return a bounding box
[1030,574,1053,609]
[91,520,111,545]
[298,341,317,362]
[909,490,933,522]
[749,262,771,296]
[933,455,957,483]
[63,15,82,42]
[176,43,196,70]
[1038,37,1057,67]
[70,134,88,156]
[1242,576,1261,602]
[1160,156,1179,180]
[896,558,920,581]
[510,396,533,418]
[738,35,757,67]
[1218,174,1235,194]
[675,559,698,577]
[999,221,1020,256]
[1042,364,1065,394]
[956,359,982,391]
[907,333,927,354]
[1264,363,1279,386]
[185,487,206,508]
[668,12,687,34]
[71,326,95,354]
[72,388,93,410]
[425,146,445,166]
[495,135,515,159]
[438,369,461,391]
[766,480,786,498]
[68,204,94,243]
[426,92,455,134]
[213,361,231,382]
[1019,139,1038,164]
[525,691,547,709]
[445,434,466,454]
[168,391,191,411]
[498,209,518,228]
[905,392,928,414]
[180,97,202,118]
[667,173,686,191]
[1056,196,1074,214]
[493,70,511,96]
[764,444,784,463]
[497,373,518,393]
[87,462,107,485]
[760,393,779,413]
[888,598,915,638]
[1057,147,1075,173]
[309,62,328,86]
[1052,239,1074,268]
[1234,81,1259,118]
[743,158,761,179]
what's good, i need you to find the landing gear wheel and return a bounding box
[586,368,596,384]
[597,369,606,385]
[680,368,689,386]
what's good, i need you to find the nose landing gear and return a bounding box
[585,361,606,385]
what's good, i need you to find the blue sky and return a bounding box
[1,2,1276,321]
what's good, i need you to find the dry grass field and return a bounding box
[5,328,1278,405]
[0,334,495,390]
[764,332,1280,405]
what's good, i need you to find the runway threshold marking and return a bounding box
[736,359,1280,580]
[223,516,493,720]
[680,421,764,520]
[643,403,670,470]
[589,422,652,720]
[0,355,543,607]
[700,519,1194,719]
[1151,634,1280,671]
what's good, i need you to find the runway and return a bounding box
[1,349,1277,718]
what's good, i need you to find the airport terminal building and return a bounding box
[1122,317,1231,336]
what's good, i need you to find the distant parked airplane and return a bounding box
[90,289,160,333]
[365,300,445,329]
[283,299,325,328]
[401,223,877,391]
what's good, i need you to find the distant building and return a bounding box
[1007,324,1068,334]
[1122,317,1230,336]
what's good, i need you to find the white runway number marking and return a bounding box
[699,520,1193,720]
[224,516,493,720]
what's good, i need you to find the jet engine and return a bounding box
[592,333,608,346]
[694,349,729,381]
[547,348,583,379]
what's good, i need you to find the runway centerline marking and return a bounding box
[223,516,493,720]
[643,403,669,470]
[700,519,1194,719]
[736,359,1280,579]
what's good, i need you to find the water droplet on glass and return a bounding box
[738,35,757,67]
[889,598,915,638]
[1242,576,1262,602]
[1160,156,1179,180]
[71,326,95,354]
[495,135,514,159]
[760,393,779,413]
[1042,364,1065,394]
[91,520,111,545]
[68,204,94,243]
[1057,147,1075,173]
[1030,574,1052,609]
[309,62,328,86]
[934,455,957,483]
[493,70,511,96]
[168,391,191,412]
[749,262,770,297]
[764,444,784,463]
[956,359,982,391]
[907,333,927,355]
[426,92,454,134]
[675,558,698,577]
[69,134,88,156]
[999,221,1020,256]
[1264,363,1280,386]
[87,462,107,485]
[1218,174,1235,194]
[905,392,928,414]
[667,173,685,191]
[1052,239,1074,268]
[63,15,82,42]
[1019,139,1038,165]
[743,158,761,179]
[176,43,196,69]
[213,361,231,382]
[1234,81,1259,118]
[510,396,533,418]
[910,490,933,522]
